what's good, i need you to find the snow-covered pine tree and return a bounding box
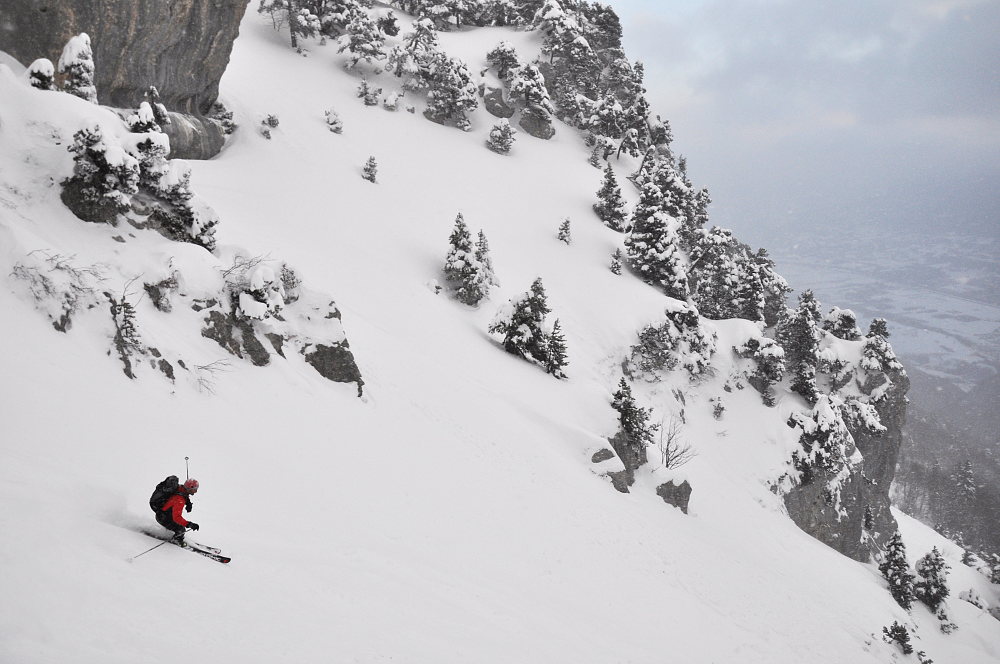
[610,248,623,275]
[258,0,321,48]
[338,13,386,68]
[325,108,344,133]
[508,63,555,121]
[127,101,161,133]
[557,218,571,244]
[357,78,382,105]
[628,302,716,380]
[861,318,903,374]
[624,182,688,300]
[148,161,219,250]
[486,40,519,80]
[545,318,568,379]
[362,156,378,182]
[611,377,659,447]
[385,17,439,91]
[686,227,741,319]
[377,10,400,36]
[61,125,139,224]
[474,229,499,288]
[26,58,55,91]
[488,277,550,364]
[593,162,628,232]
[735,336,784,407]
[879,531,916,610]
[777,289,822,404]
[882,622,913,655]
[786,393,856,484]
[486,119,516,154]
[423,52,479,130]
[822,307,863,341]
[145,86,171,126]
[58,33,97,103]
[443,213,486,305]
[914,547,951,612]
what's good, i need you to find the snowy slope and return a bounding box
[1,9,998,664]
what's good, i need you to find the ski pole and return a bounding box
[185,456,190,480]
[128,540,167,563]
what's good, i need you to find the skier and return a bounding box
[152,477,201,543]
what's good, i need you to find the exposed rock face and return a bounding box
[656,480,692,514]
[198,293,364,396]
[783,367,909,562]
[518,105,555,140]
[483,86,515,119]
[0,0,249,113]
[160,111,228,160]
[0,0,247,158]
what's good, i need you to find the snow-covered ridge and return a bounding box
[1,3,998,662]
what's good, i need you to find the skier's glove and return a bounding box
[187,522,200,531]
[185,502,193,513]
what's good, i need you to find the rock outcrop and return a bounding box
[0,0,248,158]
[656,480,692,514]
[783,366,909,562]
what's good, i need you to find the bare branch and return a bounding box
[657,417,696,470]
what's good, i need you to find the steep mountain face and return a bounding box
[2,2,999,662]
[0,0,249,157]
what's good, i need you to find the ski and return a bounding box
[175,540,231,564]
[138,529,230,563]
[138,529,221,554]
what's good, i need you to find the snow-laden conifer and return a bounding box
[861,318,903,374]
[145,86,171,126]
[443,213,486,305]
[339,13,386,68]
[786,393,857,484]
[611,377,659,448]
[882,622,913,655]
[386,17,439,91]
[61,125,139,224]
[624,183,688,300]
[26,59,55,91]
[486,119,516,154]
[486,40,519,80]
[735,336,784,407]
[362,156,378,182]
[58,33,97,103]
[557,218,571,244]
[879,531,916,610]
[544,319,569,379]
[489,277,554,367]
[610,248,623,275]
[424,53,479,130]
[777,290,822,404]
[914,547,951,612]
[822,307,862,341]
[474,229,499,289]
[628,301,716,380]
[593,162,628,232]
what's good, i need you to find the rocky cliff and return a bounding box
[784,366,909,562]
[0,0,248,157]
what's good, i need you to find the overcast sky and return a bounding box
[608,0,1000,245]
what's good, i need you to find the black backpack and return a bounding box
[149,475,180,512]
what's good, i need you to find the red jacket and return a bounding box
[162,493,190,527]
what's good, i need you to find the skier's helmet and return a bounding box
[183,478,200,493]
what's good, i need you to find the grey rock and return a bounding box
[304,343,364,396]
[591,448,615,463]
[609,430,647,474]
[483,86,515,119]
[518,105,555,140]
[607,470,633,494]
[201,310,271,367]
[161,111,228,160]
[0,0,247,159]
[656,480,692,514]
[0,0,249,115]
